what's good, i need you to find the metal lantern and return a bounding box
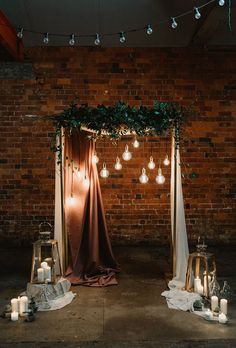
[30,223,62,284]
[185,251,217,298]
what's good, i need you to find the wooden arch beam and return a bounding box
[0,10,24,61]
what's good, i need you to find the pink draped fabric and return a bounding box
[64,131,119,286]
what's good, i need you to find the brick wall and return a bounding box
[0,46,235,246]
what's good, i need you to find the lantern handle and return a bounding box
[39,222,53,232]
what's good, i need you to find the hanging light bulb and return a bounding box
[76,167,82,180]
[92,151,99,164]
[69,34,75,46]
[68,194,76,205]
[194,7,201,20]
[122,144,132,161]
[119,31,126,43]
[171,17,178,29]
[155,167,165,185]
[163,154,170,166]
[43,32,49,44]
[146,25,153,35]
[218,0,225,6]
[114,157,122,170]
[133,137,140,148]
[100,162,109,178]
[84,172,90,186]
[94,33,101,45]
[139,168,149,184]
[17,28,23,39]
[148,156,155,170]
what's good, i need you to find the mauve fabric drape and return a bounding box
[64,131,119,286]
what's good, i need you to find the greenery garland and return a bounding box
[53,101,189,138]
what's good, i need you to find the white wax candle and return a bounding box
[37,267,44,282]
[11,298,18,312]
[44,266,51,281]
[220,299,228,315]
[40,261,48,269]
[219,312,227,324]
[11,311,19,321]
[203,274,211,295]
[194,278,201,294]
[198,284,204,295]
[19,296,28,316]
[211,296,218,311]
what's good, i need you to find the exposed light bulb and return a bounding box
[171,17,178,29]
[84,174,90,187]
[146,25,153,35]
[76,168,82,180]
[218,0,225,6]
[119,32,126,43]
[92,151,99,164]
[163,155,170,166]
[94,33,101,45]
[122,144,132,161]
[68,194,76,205]
[114,157,122,170]
[43,32,49,44]
[148,156,155,170]
[17,28,23,39]
[156,167,165,185]
[139,168,149,184]
[133,137,140,148]
[100,162,109,178]
[194,7,201,20]
[69,34,75,46]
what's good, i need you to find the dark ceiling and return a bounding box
[0,0,235,47]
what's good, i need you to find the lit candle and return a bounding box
[11,311,19,321]
[220,299,228,315]
[44,258,52,267]
[211,296,218,312]
[44,265,51,281]
[194,277,201,294]
[19,296,28,316]
[40,261,48,269]
[37,267,44,282]
[11,298,19,312]
[219,312,227,324]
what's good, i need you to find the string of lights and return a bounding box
[12,0,225,45]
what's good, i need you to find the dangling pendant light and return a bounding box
[122,144,132,161]
[139,168,149,184]
[68,193,76,205]
[100,162,109,178]
[155,167,165,185]
[163,154,170,166]
[148,156,155,170]
[92,151,99,164]
[133,137,140,148]
[114,157,122,170]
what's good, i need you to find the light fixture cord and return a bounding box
[228,0,232,31]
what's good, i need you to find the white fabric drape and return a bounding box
[169,133,189,289]
[54,134,64,271]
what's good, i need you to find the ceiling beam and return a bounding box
[189,4,226,46]
[0,10,24,61]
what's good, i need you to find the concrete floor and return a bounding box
[0,245,236,348]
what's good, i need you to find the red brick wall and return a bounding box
[0,47,235,245]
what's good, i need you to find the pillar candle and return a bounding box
[37,267,44,282]
[219,312,227,324]
[194,278,201,294]
[44,265,51,281]
[205,308,213,320]
[40,261,48,269]
[11,298,19,312]
[203,274,211,295]
[19,296,28,316]
[220,299,228,315]
[211,295,218,311]
[11,311,19,321]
